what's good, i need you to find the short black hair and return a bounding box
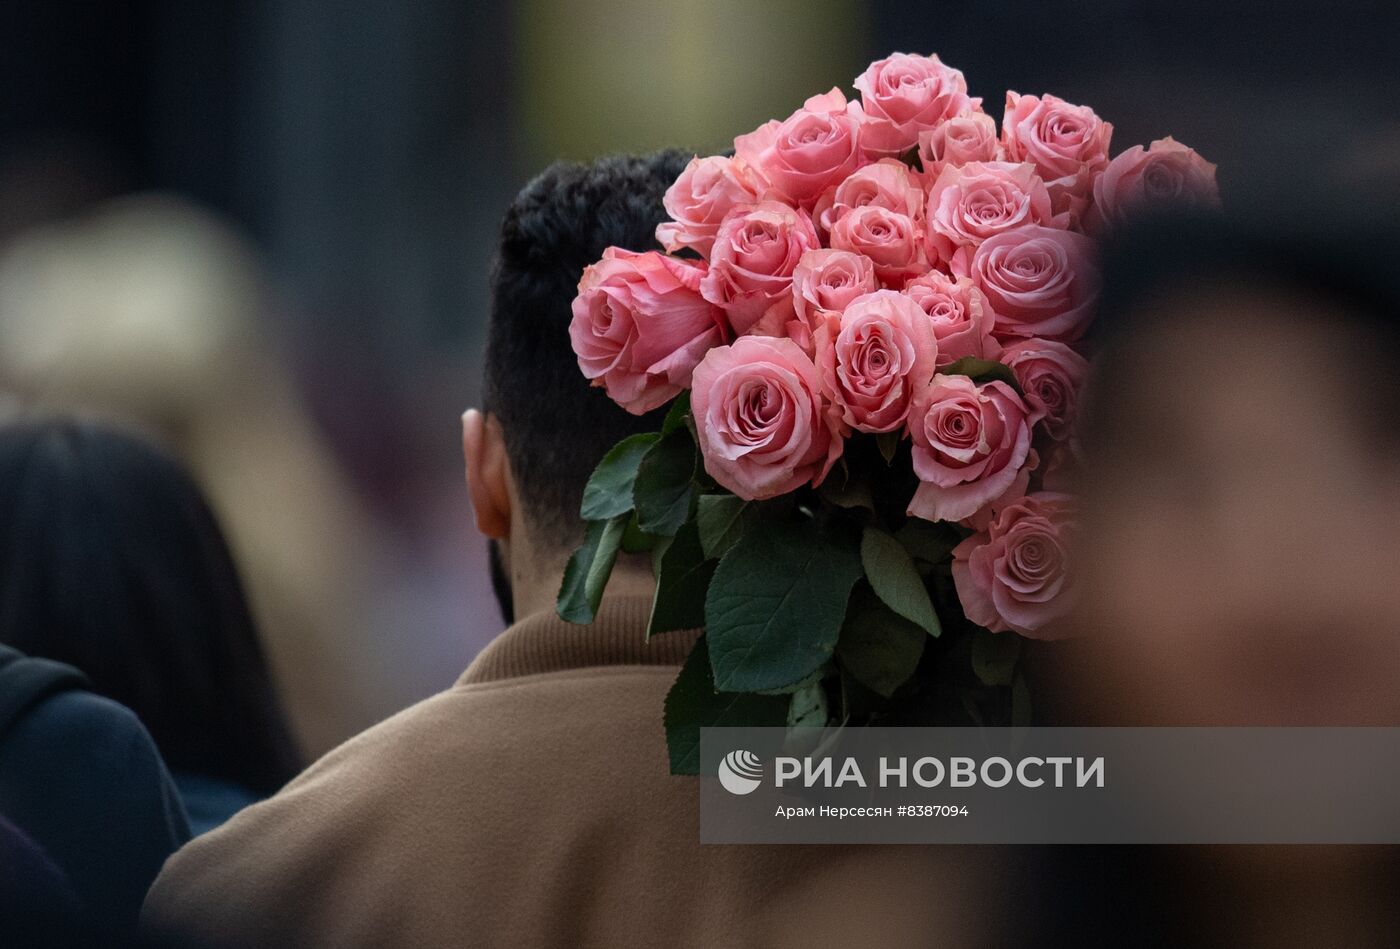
[0,419,301,795]
[483,149,691,544]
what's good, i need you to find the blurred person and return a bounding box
[143,151,991,949]
[0,813,93,947]
[1069,211,1400,728]
[0,418,302,834]
[1021,211,1400,947]
[0,194,393,755]
[0,642,189,943]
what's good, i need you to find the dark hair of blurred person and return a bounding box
[0,418,301,831]
[1019,208,1400,948]
[1084,208,1400,449]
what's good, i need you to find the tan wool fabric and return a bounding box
[142,597,990,948]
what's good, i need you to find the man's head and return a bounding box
[464,149,691,620]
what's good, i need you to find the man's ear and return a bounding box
[462,409,512,540]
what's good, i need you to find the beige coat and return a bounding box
[143,597,996,948]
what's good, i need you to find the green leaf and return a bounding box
[696,494,748,560]
[940,356,1023,395]
[860,526,942,637]
[817,472,875,512]
[649,530,673,575]
[754,666,827,696]
[784,677,831,757]
[634,426,696,536]
[663,635,789,775]
[661,390,692,435]
[556,516,627,624]
[787,677,829,729]
[579,433,659,521]
[706,518,863,693]
[876,431,900,465]
[894,519,964,571]
[620,513,660,554]
[835,585,926,697]
[971,626,1021,686]
[648,519,716,636]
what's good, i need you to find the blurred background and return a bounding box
[2,0,1397,757]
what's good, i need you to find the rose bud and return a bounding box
[901,272,999,367]
[733,89,864,208]
[1001,92,1113,220]
[906,374,1035,524]
[853,52,980,157]
[655,155,764,257]
[917,112,1002,175]
[815,290,939,433]
[690,336,843,500]
[828,204,927,286]
[953,492,1078,638]
[701,201,821,336]
[1091,137,1220,231]
[791,249,879,326]
[569,248,729,414]
[967,224,1101,343]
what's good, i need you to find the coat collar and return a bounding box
[458,596,697,685]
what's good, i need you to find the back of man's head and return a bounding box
[483,149,690,548]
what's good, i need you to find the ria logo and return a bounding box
[718,750,764,795]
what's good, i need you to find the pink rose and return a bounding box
[791,249,879,325]
[815,290,938,433]
[925,162,1065,270]
[900,272,999,367]
[999,338,1089,440]
[853,52,980,156]
[1091,137,1220,230]
[967,225,1100,343]
[734,89,863,208]
[907,374,1035,524]
[952,492,1077,638]
[570,248,728,415]
[917,112,1002,174]
[690,335,842,500]
[701,201,821,335]
[1001,92,1113,219]
[829,205,926,286]
[812,159,924,239]
[655,155,764,257]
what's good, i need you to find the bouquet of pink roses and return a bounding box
[562,52,1218,773]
